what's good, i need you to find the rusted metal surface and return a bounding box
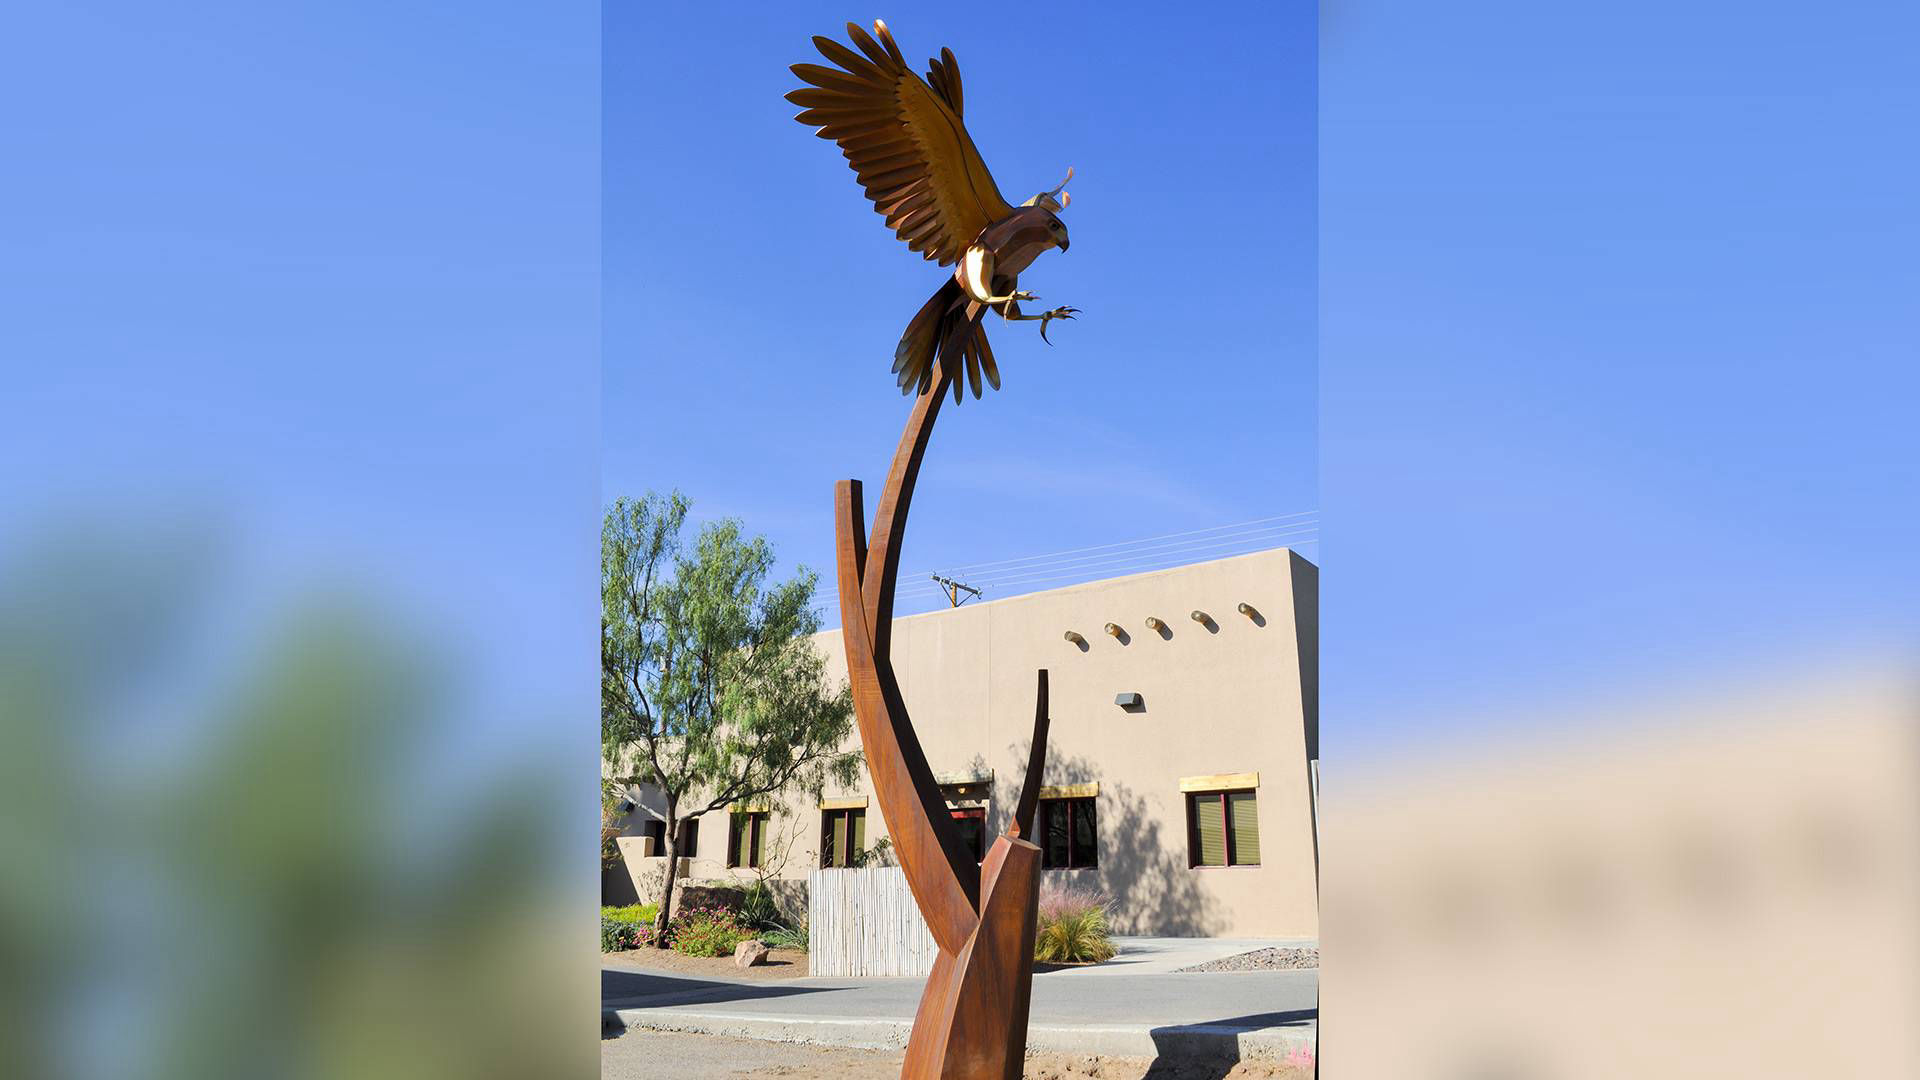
[801,20,1073,1073]
[789,20,1078,403]
[834,366,1050,1076]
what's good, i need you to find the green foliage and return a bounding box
[600,904,660,951]
[759,925,809,952]
[668,904,754,958]
[602,904,658,925]
[1034,889,1117,964]
[601,492,861,926]
[601,781,627,870]
[849,836,894,868]
[739,881,781,931]
[600,915,651,952]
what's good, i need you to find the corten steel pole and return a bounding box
[834,368,1050,1079]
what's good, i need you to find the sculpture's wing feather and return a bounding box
[925,47,963,117]
[788,21,1013,266]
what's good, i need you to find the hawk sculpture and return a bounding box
[794,18,1073,1079]
[789,19,1078,403]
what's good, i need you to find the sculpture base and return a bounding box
[901,834,1041,1079]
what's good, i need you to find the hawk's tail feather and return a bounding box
[893,279,994,402]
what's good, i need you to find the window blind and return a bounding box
[1228,791,1260,865]
[1194,793,1227,866]
[731,814,750,868]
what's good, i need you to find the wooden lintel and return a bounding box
[1179,771,1259,793]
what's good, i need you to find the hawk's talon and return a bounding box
[1038,305,1078,345]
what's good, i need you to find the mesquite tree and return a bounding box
[601,492,857,946]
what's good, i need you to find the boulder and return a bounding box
[734,939,770,969]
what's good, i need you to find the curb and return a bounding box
[602,1006,1315,1061]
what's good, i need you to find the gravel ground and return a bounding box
[604,947,811,981]
[602,1029,1311,1079]
[1175,946,1319,973]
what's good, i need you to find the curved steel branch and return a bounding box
[1011,670,1049,841]
[835,370,982,954]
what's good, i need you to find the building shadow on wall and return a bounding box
[995,746,1224,937]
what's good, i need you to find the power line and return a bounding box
[930,526,1321,593]
[827,521,1319,601]
[937,521,1318,581]
[915,511,1317,579]
[882,534,1319,603]
[867,521,1317,603]
[815,513,1318,613]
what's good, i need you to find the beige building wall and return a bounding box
[613,547,1319,939]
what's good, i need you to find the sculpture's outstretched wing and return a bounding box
[788,21,1015,267]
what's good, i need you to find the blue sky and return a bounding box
[8,1,1912,775]
[6,3,600,737]
[602,2,1317,619]
[1322,1,1920,761]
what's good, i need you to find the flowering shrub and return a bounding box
[1034,882,1116,964]
[601,915,653,952]
[599,904,659,952]
[669,903,755,957]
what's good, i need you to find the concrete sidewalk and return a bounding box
[602,939,1316,1061]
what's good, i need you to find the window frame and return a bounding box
[727,810,767,869]
[642,817,698,859]
[1037,795,1098,870]
[949,806,986,863]
[1186,788,1260,868]
[820,806,865,868]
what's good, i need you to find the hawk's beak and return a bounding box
[1056,233,1070,252]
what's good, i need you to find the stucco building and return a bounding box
[608,546,1319,939]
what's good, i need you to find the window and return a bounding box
[1037,797,1097,869]
[1187,789,1260,867]
[821,807,866,868]
[643,817,698,859]
[949,806,986,862]
[728,811,768,869]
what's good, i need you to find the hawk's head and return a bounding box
[1020,167,1072,251]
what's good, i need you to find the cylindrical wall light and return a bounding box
[1145,616,1166,632]
[1237,602,1259,618]
[1103,622,1123,638]
[1190,610,1209,623]
[1063,629,1086,645]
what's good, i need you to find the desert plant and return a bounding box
[739,880,781,931]
[759,924,808,952]
[668,904,754,958]
[1034,884,1116,964]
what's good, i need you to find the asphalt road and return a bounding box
[602,965,1318,1032]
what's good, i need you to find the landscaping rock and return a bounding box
[1175,946,1319,972]
[734,940,770,968]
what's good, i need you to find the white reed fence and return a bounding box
[808,866,938,977]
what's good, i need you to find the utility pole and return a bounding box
[930,574,981,608]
